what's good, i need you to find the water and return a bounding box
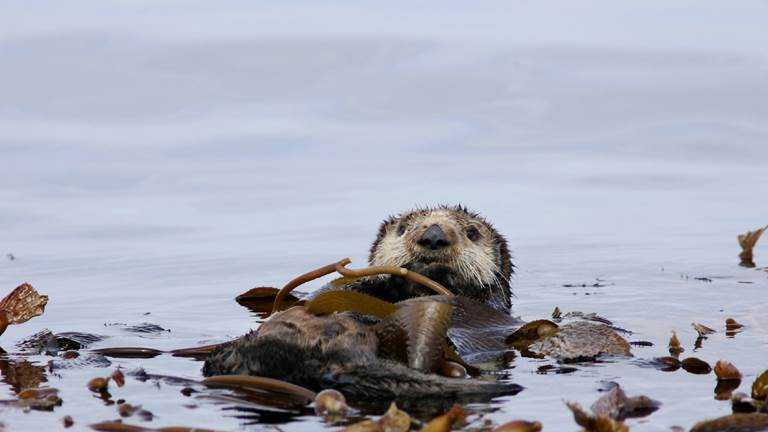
[1,1,768,430]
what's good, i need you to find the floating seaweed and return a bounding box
[235,286,302,316]
[420,404,466,432]
[378,402,412,432]
[202,374,316,406]
[690,413,768,432]
[590,385,660,421]
[668,331,684,357]
[681,357,712,375]
[753,370,768,401]
[0,283,48,336]
[314,389,350,422]
[692,323,716,338]
[714,360,742,381]
[528,322,632,362]
[731,392,763,413]
[737,225,766,268]
[565,401,628,432]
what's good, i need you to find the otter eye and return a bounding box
[396,222,407,236]
[466,226,481,241]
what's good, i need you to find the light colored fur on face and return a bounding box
[370,207,502,290]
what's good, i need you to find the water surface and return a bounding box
[1,2,768,430]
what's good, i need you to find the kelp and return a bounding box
[376,299,454,373]
[306,290,397,319]
[270,258,452,315]
[566,402,628,432]
[737,225,766,267]
[202,374,316,405]
[0,283,49,336]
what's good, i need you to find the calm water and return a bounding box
[2,1,768,430]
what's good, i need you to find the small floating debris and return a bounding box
[118,403,140,417]
[87,377,110,393]
[562,281,610,288]
[565,401,628,432]
[629,341,654,347]
[314,389,349,422]
[731,392,762,413]
[692,323,716,338]
[421,404,466,432]
[62,415,74,428]
[0,283,49,336]
[638,356,681,372]
[752,369,768,401]
[5,387,63,411]
[590,384,660,421]
[725,318,744,338]
[668,331,684,357]
[112,369,125,387]
[714,381,741,401]
[536,364,578,375]
[681,357,712,375]
[378,402,412,432]
[737,225,766,268]
[714,360,742,381]
[103,322,170,335]
[725,318,744,330]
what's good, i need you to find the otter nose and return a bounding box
[417,224,451,250]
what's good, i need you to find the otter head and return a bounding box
[369,205,513,313]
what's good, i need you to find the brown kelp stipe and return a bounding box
[91,341,231,360]
[202,375,316,404]
[270,258,352,315]
[334,262,452,297]
[269,258,452,315]
[738,225,767,267]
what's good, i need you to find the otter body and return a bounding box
[204,206,630,403]
[203,306,518,401]
[204,206,519,401]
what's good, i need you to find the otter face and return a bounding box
[368,205,513,312]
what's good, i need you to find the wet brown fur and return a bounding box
[364,205,513,312]
[203,206,519,403]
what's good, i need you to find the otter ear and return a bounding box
[368,216,398,264]
[495,234,513,280]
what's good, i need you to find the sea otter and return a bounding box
[203,205,631,404]
[204,206,522,402]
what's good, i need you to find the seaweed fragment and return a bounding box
[0,283,48,336]
[738,225,767,267]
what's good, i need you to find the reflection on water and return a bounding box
[1,1,768,430]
